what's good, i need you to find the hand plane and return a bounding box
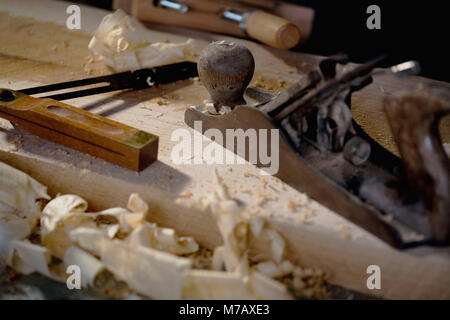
[184,41,450,248]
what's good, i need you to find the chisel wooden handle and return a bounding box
[0,89,158,171]
[178,0,301,48]
[114,0,301,49]
[244,10,300,49]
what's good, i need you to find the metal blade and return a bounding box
[18,61,198,100]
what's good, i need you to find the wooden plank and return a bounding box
[1,150,449,299]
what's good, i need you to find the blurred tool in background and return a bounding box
[65,0,448,82]
[113,0,314,49]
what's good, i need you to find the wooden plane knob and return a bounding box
[245,11,301,50]
[198,41,254,109]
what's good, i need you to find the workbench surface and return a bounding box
[0,0,449,299]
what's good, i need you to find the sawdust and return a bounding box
[287,200,300,212]
[251,71,292,93]
[183,246,213,270]
[179,190,193,198]
[295,208,315,224]
[335,221,353,240]
[155,98,169,105]
[0,12,110,84]
[351,78,450,157]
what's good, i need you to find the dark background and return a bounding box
[69,0,448,82]
[291,0,448,82]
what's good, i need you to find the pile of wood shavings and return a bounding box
[0,161,327,299]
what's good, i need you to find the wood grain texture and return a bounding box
[1,150,449,299]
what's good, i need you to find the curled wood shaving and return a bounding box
[183,246,213,270]
[183,270,250,299]
[212,246,226,271]
[41,194,88,237]
[0,212,38,260]
[0,161,50,218]
[68,227,107,256]
[183,262,292,300]
[88,9,195,72]
[206,169,327,299]
[127,193,148,214]
[100,239,191,299]
[127,222,199,255]
[6,240,53,278]
[1,162,326,299]
[262,229,285,263]
[255,260,293,278]
[204,169,293,298]
[249,271,293,300]
[97,207,145,234]
[64,246,105,288]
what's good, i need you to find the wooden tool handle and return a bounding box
[117,0,245,37]
[114,0,300,49]
[0,89,158,171]
[244,10,301,49]
[384,85,450,243]
[176,0,251,13]
[181,0,311,44]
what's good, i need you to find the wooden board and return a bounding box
[0,0,449,299]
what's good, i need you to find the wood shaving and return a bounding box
[243,169,252,177]
[127,222,199,255]
[100,240,191,299]
[272,177,287,191]
[260,178,268,189]
[0,161,50,218]
[287,200,300,212]
[179,190,193,198]
[254,191,278,206]
[7,240,54,279]
[240,188,251,194]
[88,9,196,72]
[64,246,105,288]
[1,161,327,299]
[336,222,352,240]
[155,98,169,105]
[202,169,327,299]
[183,246,213,270]
[41,194,88,237]
[0,212,38,262]
[295,208,315,224]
